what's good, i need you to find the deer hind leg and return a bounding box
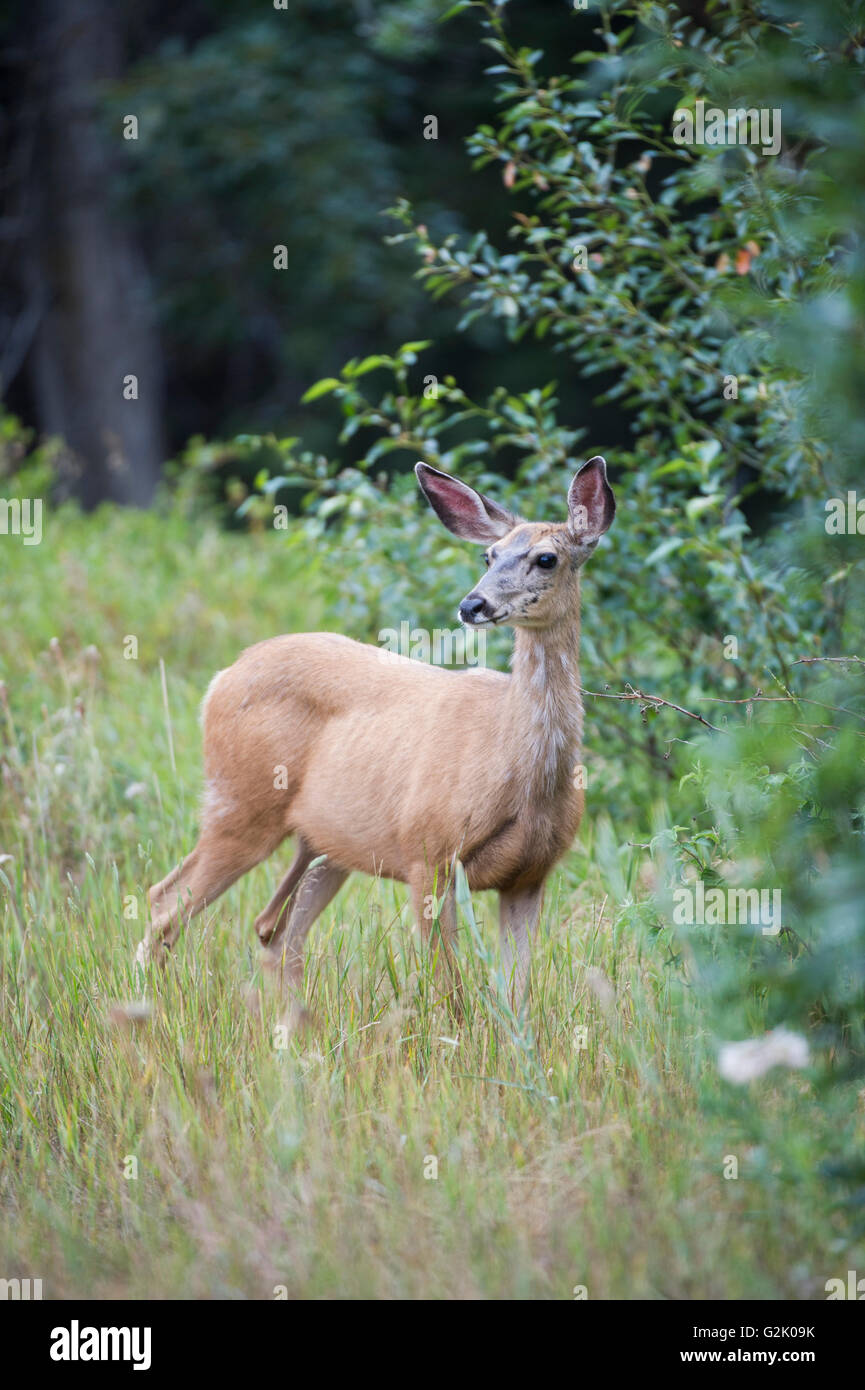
[498,881,544,1012]
[261,857,348,1009]
[136,821,282,971]
[254,837,316,948]
[149,858,184,904]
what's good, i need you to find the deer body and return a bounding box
[136,457,615,1014]
[200,622,584,891]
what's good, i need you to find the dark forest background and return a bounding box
[0,0,616,506]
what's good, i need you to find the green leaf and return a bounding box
[351,355,395,377]
[397,340,433,356]
[644,537,684,566]
[301,378,341,403]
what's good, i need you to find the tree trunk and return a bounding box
[21,0,164,506]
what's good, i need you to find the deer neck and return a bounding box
[504,610,583,803]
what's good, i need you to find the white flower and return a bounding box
[718,1026,809,1084]
[586,966,616,1016]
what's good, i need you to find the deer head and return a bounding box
[415,457,615,631]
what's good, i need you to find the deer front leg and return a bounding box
[498,882,544,1012]
[410,865,462,1012]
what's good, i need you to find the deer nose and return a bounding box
[459,593,489,624]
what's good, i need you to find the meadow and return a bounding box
[0,498,855,1300]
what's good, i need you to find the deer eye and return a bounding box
[483,552,491,567]
[536,552,557,570]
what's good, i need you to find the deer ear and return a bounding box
[415,462,517,543]
[567,456,616,540]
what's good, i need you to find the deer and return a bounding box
[135,455,615,1023]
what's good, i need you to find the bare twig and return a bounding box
[793,655,864,667]
[698,690,865,725]
[582,675,865,736]
[581,684,725,733]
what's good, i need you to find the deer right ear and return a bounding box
[415,462,517,543]
[567,456,616,540]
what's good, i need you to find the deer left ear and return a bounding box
[567,456,615,540]
[415,461,518,544]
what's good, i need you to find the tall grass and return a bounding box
[0,502,851,1298]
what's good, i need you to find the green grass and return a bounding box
[0,500,854,1299]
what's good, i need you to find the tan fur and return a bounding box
[136,457,615,1014]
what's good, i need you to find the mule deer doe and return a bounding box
[136,456,615,1019]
